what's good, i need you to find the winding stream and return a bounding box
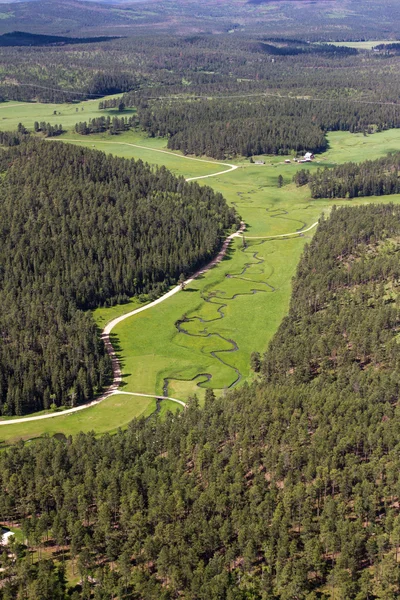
[163,239,277,396]
[162,201,318,397]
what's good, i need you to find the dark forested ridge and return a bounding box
[295,152,400,198]
[3,205,400,597]
[0,139,237,416]
[0,31,120,48]
[263,203,400,384]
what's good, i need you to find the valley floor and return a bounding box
[1,98,400,445]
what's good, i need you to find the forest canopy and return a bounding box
[0,139,237,416]
[2,206,400,598]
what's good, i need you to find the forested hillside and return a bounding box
[0,140,237,416]
[136,98,327,158]
[134,96,400,159]
[295,152,400,198]
[2,205,400,597]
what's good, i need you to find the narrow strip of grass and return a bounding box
[0,394,153,447]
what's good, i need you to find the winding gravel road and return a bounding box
[0,218,318,426]
[58,139,238,181]
[0,139,319,427]
[242,221,318,239]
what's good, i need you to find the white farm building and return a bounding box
[0,529,14,546]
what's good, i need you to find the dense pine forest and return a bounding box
[295,152,400,198]
[133,96,400,159]
[2,205,400,597]
[135,98,327,159]
[0,139,237,416]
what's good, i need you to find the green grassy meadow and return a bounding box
[0,393,156,447]
[2,106,400,445]
[0,95,134,131]
[321,129,400,163]
[331,40,393,49]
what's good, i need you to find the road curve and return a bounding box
[241,221,318,239]
[111,390,185,407]
[0,220,319,426]
[0,218,319,427]
[103,224,246,336]
[57,139,238,181]
[100,221,246,400]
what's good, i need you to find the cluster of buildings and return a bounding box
[252,152,315,165]
[299,152,315,163]
[284,152,315,164]
[285,152,315,164]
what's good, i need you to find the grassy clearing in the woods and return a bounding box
[2,121,400,445]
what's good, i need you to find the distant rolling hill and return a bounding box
[0,0,161,35]
[0,0,399,38]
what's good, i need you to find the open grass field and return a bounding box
[2,113,400,445]
[321,129,400,163]
[0,393,156,448]
[0,95,135,132]
[331,40,394,49]
[113,230,312,401]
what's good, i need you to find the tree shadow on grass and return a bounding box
[221,245,236,262]
[109,332,122,352]
[109,332,126,363]
[119,373,131,388]
[108,332,129,387]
